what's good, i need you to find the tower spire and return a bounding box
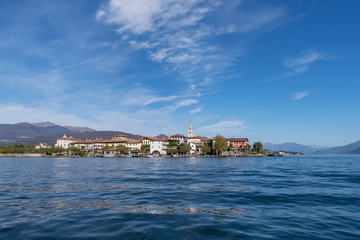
[188,121,193,138]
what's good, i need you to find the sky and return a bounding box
[0,0,359,146]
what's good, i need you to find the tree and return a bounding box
[178,143,191,155]
[141,144,150,153]
[166,148,178,155]
[168,140,179,148]
[252,141,263,154]
[118,145,129,154]
[213,135,228,156]
[201,141,212,156]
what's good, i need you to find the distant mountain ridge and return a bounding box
[63,125,96,133]
[263,142,327,154]
[315,140,360,154]
[0,122,145,146]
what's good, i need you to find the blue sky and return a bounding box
[0,0,359,146]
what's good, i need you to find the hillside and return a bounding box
[0,121,153,147]
[263,142,323,154]
[0,122,67,140]
[316,140,360,154]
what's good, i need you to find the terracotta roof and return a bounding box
[150,137,168,142]
[227,138,248,142]
[188,136,207,140]
[70,138,141,145]
[57,136,77,141]
[105,148,119,151]
[170,134,185,138]
[115,134,127,137]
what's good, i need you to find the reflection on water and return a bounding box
[1,156,360,239]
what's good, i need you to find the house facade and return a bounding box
[187,136,207,154]
[169,134,185,143]
[227,138,249,149]
[35,143,52,149]
[150,138,168,155]
[55,135,77,149]
[70,136,141,152]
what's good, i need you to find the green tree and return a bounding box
[201,141,212,156]
[252,141,263,154]
[213,135,228,156]
[178,143,191,155]
[166,148,178,155]
[119,145,129,154]
[141,144,150,153]
[168,140,179,148]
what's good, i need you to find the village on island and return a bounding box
[53,122,255,157]
[0,122,300,158]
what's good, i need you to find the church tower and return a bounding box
[188,121,194,138]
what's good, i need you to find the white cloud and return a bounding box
[97,0,286,83]
[292,91,310,101]
[0,105,93,127]
[190,107,202,114]
[144,95,178,105]
[283,51,324,76]
[96,0,214,34]
[284,52,322,67]
[176,99,198,107]
[198,120,246,136]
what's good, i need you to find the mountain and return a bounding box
[263,142,324,154]
[0,122,80,142]
[316,140,360,154]
[32,121,58,127]
[0,122,56,140]
[2,131,143,147]
[63,125,96,133]
[155,134,168,138]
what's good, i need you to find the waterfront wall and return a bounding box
[0,153,45,158]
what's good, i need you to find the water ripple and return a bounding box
[0,155,359,239]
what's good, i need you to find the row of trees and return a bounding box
[163,135,264,156]
[0,144,85,156]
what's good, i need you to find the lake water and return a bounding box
[0,155,359,239]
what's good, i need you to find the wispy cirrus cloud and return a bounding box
[96,0,288,82]
[284,51,324,77]
[198,120,246,137]
[176,99,198,107]
[292,91,310,101]
[190,107,203,114]
[144,95,178,105]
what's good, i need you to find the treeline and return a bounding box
[0,144,84,156]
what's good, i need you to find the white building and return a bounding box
[70,138,141,152]
[169,134,185,143]
[35,143,52,149]
[55,135,77,149]
[150,138,168,155]
[187,136,207,155]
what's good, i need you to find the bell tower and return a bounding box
[188,121,193,138]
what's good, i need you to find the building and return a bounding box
[70,136,142,152]
[188,122,193,138]
[104,148,119,157]
[113,134,128,140]
[187,136,208,154]
[141,137,151,146]
[169,134,185,143]
[55,135,77,149]
[35,143,52,149]
[149,138,168,155]
[227,138,249,149]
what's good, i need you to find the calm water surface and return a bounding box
[0,155,359,239]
